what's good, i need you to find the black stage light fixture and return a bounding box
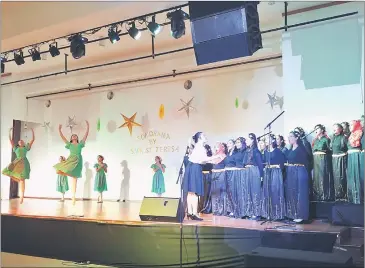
[49,42,60,57]
[147,15,162,36]
[167,9,189,39]
[28,48,41,61]
[14,51,25,65]
[108,26,121,44]
[1,60,5,74]
[128,22,141,40]
[69,35,88,59]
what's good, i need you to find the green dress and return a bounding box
[2,144,31,182]
[54,141,85,178]
[331,133,348,201]
[56,171,69,194]
[347,134,362,204]
[151,164,166,194]
[94,163,108,193]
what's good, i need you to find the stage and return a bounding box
[1,198,362,267]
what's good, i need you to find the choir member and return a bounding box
[276,134,289,157]
[243,133,264,219]
[262,135,286,220]
[198,144,213,214]
[347,120,363,204]
[285,131,310,223]
[224,139,238,216]
[312,124,333,201]
[342,122,351,139]
[331,123,348,201]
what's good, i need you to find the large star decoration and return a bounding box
[42,122,50,128]
[266,92,277,109]
[274,96,284,110]
[118,112,142,136]
[178,97,196,118]
[66,116,77,132]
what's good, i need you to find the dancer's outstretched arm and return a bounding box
[28,128,35,149]
[58,125,68,143]
[82,120,89,143]
[9,128,14,148]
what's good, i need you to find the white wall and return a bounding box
[282,2,364,138]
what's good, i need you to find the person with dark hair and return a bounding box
[276,134,288,157]
[261,134,286,220]
[2,127,35,204]
[54,120,89,205]
[151,156,165,197]
[210,142,227,216]
[94,155,108,203]
[199,144,213,214]
[224,139,238,216]
[331,123,348,201]
[56,156,69,202]
[243,133,264,219]
[342,122,351,139]
[183,132,222,220]
[312,124,333,201]
[285,131,310,223]
[347,120,363,204]
[258,138,267,161]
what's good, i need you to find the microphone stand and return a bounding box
[176,146,189,268]
[261,111,285,225]
[257,131,272,141]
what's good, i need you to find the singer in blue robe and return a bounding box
[199,144,213,214]
[224,141,237,216]
[262,142,286,221]
[285,131,310,223]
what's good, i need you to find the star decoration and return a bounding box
[178,97,196,118]
[42,122,50,128]
[274,96,284,110]
[266,92,277,109]
[118,112,142,136]
[66,116,77,133]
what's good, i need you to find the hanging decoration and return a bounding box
[274,95,284,110]
[242,99,249,110]
[159,104,165,119]
[97,118,101,131]
[235,98,239,108]
[66,116,77,133]
[118,112,142,136]
[42,122,50,129]
[266,92,277,109]
[178,97,196,118]
[141,113,150,134]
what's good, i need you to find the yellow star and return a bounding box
[118,113,142,136]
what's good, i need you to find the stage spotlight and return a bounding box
[167,10,189,39]
[147,15,161,36]
[128,22,141,40]
[108,26,121,44]
[1,61,4,74]
[49,42,60,57]
[69,35,88,59]
[14,51,25,65]
[29,48,41,61]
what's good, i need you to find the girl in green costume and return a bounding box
[2,127,35,204]
[94,155,108,203]
[54,120,89,205]
[56,156,69,202]
[151,156,166,197]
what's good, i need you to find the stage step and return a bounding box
[336,227,364,267]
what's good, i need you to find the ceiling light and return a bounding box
[14,51,25,65]
[49,42,60,57]
[147,15,161,36]
[128,22,141,40]
[69,35,88,59]
[167,10,189,39]
[29,48,41,61]
[108,26,121,44]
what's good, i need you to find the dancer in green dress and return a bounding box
[151,156,166,196]
[54,120,89,205]
[56,156,69,202]
[94,155,108,203]
[2,127,35,204]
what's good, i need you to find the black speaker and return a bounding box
[245,247,354,267]
[332,203,364,227]
[139,197,183,223]
[189,1,262,66]
[260,230,337,253]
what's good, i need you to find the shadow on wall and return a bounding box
[118,160,130,202]
[83,162,93,199]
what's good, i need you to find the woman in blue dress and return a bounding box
[276,135,289,157]
[199,144,213,214]
[262,135,286,221]
[243,133,264,219]
[224,139,237,216]
[210,142,227,216]
[183,132,222,220]
[285,131,310,223]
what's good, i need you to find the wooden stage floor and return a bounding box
[1,198,345,234]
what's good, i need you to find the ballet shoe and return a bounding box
[72,198,76,205]
[19,198,24,204]
[190,214,203,221]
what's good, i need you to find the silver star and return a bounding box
[266,92,276,109]
[42,122,50,128]
[66,116,77,132]
[274,96,284,110]
[178,97,196,118]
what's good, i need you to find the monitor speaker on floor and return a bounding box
[244,247,354,267]
[189,1,262,65]
[139,197,183,223]
[332,203,364,227]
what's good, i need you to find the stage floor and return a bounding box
[1,198,344,233]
